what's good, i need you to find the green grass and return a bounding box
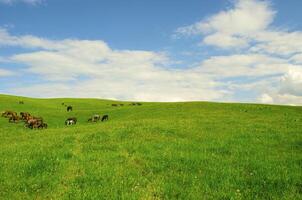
[0,94,301,200]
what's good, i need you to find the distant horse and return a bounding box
[20,112,31,120]
[25,118,43,129]
[67,106,73,112]
[65,117,77,125]
[101,115,109,122]
[9,115,20,123]
[38,122,48,129]
[112,104,118,107]
[88,114,101,122]
[93,114,100,121]
[1,111,17,118]
[19,101,24,104]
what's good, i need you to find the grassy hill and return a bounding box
[0,94,301,199]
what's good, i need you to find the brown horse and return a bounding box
[9,115,20,123]
[1,111,17,118]
[25,118,43,129]
[20,112,31,120]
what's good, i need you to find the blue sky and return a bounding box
[0,0,302,104]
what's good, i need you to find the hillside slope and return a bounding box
[0,94,301,199]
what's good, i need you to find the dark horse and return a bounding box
[101,115,109,122]
[67,106,73,112]
[65,117,77,125]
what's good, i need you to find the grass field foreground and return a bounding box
[0,94,301,199]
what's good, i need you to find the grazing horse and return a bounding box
[93,114,100,121]
[25,118,43,129]
[19,101,24,104]
[67,106,73,112]
[20,112,31,120]
[101,115,109,122]
[88,114,101,122]
[2,111,17,118]
[9,115,20,123]
[37,122,48,129]
[65,119,75,125]
[65,117,77,125]
[112,104,118,107]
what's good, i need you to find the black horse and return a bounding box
[101,115,109,122]
[65,117,77,125]
[67,106,73,112]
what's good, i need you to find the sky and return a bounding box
[0,0,302,105]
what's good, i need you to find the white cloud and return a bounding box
[250,31,302,56]
[290,53,302,64]
[203,33,249,48]
[0,68,14,77]
[0,28,227,102]
[176,0,274,35]
[176,0,275,48]
[198,54,290,78]
[174,0,302,105]
[279,68,302,96]
[258,68,302,105]
[176,0,302,56]
[259,93,302,105]
[258,93,274,104]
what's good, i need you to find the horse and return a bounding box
[101,115,109,122]
[38,122,48,129]
[67,106,73,112]
[20,112,31,120]
[88,114,101,122]
[65,117,77,125]
[25,118,43,129]
[93,114,100,121]
[9,115,20,123]
[1,111,17,118]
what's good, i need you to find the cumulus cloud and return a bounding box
[176,0,275,48]
[258,68,302,105]
[198,54,290,78]
[250,31,302,56]
[175,0,302,57]
[0,28,227,101]
[174,0,302,105]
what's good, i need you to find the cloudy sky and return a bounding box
[0,0,302,104]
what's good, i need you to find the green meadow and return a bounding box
[0,94,301,200]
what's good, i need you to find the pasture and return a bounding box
[0,94,301,199]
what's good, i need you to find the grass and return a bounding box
[0,94,301,199]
